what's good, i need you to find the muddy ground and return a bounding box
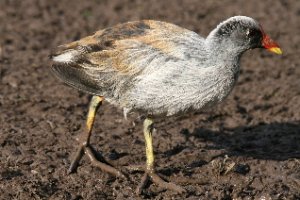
[0,0,300,199]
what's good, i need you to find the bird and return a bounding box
[50,16,282,194]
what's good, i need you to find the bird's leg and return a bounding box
[68,96,124,178]
[136,117,185,194]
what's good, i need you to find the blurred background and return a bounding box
[0,0,299,199]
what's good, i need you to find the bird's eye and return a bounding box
[246,28,260,38]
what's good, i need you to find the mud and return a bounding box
[0,0,300,199]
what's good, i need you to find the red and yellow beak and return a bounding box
[262,34,282,54]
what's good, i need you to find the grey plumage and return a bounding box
[51,16,275,117]
[50,16,282,194]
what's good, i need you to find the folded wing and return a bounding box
[50,20,202,96]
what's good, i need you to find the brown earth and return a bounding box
[0,0,300,199]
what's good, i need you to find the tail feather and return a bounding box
[51,62,101,95]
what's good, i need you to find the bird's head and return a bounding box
[207,16,282,55]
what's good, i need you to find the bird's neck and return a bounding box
[204,35,245,72]
[209,38,244,56]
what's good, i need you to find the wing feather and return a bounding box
[50,20,203,96]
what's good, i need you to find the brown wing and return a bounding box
[50,20,195,96]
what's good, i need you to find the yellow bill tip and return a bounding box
[268,47,282,55]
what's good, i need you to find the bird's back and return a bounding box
[50,20,204,100]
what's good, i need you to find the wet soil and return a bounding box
[0,0,300,199]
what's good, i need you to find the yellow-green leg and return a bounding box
[144,117,155,170]
[68,96,124,178]
[136,117,185,194]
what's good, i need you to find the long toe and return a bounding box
[68,144,125,179]
[150,172,185,194]
[85,146,126,179]
[68,145,85,173]
[136,169,185,195]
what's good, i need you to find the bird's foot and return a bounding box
[136,167,185,195]
[68,144,125,179]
